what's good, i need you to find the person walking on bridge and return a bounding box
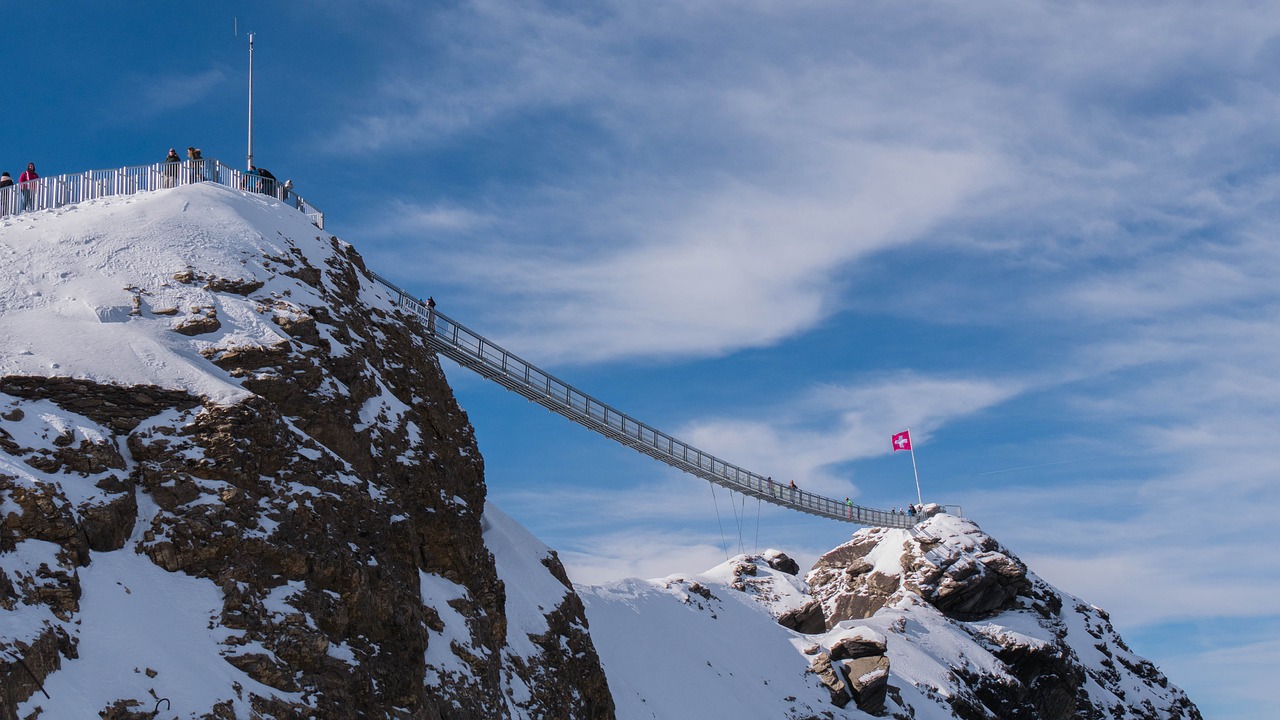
[845,497,853,518]
[788,480,797,501]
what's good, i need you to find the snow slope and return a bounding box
[0,183,387,404]
[580,513,1201,720]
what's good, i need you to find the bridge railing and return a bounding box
[0,158,324,229]
[371,273,916,529]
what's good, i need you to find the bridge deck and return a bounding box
[372,275,917,529]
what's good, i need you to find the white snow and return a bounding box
[17,549,300,718]
[0,184,397,404]
[578,557,868,720]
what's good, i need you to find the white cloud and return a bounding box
[132,68,229,116]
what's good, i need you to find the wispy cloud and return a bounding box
[128,68,230,117]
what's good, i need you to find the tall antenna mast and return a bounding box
[247,31,255,170]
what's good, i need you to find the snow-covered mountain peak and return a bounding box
[0,185,614,719]
[0,184,366,404]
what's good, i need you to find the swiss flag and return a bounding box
[892,430,912,452]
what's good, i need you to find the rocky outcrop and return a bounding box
[806,649,852,708]
[0,199,614,719]
[802,515,1201,720]
[776,599,826,634]
[761,549,799,576]
[845,654,889,714]
[807,520,1030,628]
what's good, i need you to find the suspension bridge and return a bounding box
[368,275,920,529]
[5,158,924,530]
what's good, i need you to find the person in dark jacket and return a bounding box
[0,171,12,216]
[18,163,38,212]
[164,148,182,187]
[255,167,277,195]
[186,147,204,183]
[192,148,210,181]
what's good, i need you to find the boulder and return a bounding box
[807,651,852,708]
[777,599,826,634]
[844,655,890,714]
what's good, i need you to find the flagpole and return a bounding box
[908,427,923,506]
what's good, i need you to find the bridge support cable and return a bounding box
[370,274,917,530]
[709,482,729,561]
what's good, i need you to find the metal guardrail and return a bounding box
[371,273,918,529]
[0,158,324,229]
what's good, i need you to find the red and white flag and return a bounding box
[891,430,912,452]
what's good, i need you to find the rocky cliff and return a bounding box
[0,185,614,719]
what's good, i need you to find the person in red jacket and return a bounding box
[17,162,38,212]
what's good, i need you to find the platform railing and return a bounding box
[0,158,324,229]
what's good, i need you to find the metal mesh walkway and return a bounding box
[372,274,916,529]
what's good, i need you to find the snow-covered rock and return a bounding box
[0,185,612,719]
[580,513,1202,719]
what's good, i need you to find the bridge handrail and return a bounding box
[0,156,915,528]
[0,158,324,229]
[370,272,916,529]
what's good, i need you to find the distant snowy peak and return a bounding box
[797,511,1202,719]
[579,511,1202,719]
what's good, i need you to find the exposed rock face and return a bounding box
[806,649,852,708]
[761,549,799,576]
[776,599,826,634]
[844,654,889,714]
[807,514,1030,627]
[0,191,614,719]
[803,514,1202,720]
[813,627,891,715]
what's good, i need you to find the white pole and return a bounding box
[908,427,923,506]
[247,32,255,170]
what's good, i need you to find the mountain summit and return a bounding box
[0,182,1199,719]
[0,184,612,718]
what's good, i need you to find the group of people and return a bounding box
[765,477,801,500]
[163,147,295,205]
[163,147,211,186]
[0,151,303,220]
[0,162,40,216]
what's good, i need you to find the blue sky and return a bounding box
[6,2,1278,716]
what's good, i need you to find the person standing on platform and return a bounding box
[18,163,38,212]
